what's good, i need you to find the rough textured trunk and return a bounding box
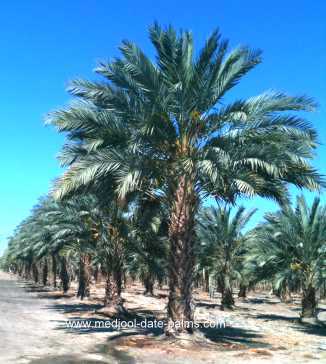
[103,220,126,315]
[166,176,198,336]
[203,269,209,293]
[143,274,154,296]
[221,274,234,309]
[93,265,99,283]
[217,274,225,294]
[238,283,247,298]
[32,262,39,284]
[104,271,122,305]
[42,259,48,286]
[103,267,125,316]
[51,254,57,288]
[18,265,23,277]
[77,254,91,300]
[60,257,70,293]
[301,285,317,318]
[24,261,32,280]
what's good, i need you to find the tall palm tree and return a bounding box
[249,196,326,319]
[197,205,256,309]
[47,24,322,336]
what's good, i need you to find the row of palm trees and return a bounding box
[2,195,325,320]
[2,24,325,336]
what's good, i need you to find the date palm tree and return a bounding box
[250,196,326,319]
[128,197,168,296]
[47,24,322,336]
[197,205,256,309]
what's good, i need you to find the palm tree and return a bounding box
[100,204,129,313]
[47,24,322,336]
[52,195,104,300]
[197,205,256,309]
[250,196,326,319]
[128,197,168,296]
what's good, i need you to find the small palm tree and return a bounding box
[197,205,256,309]
[47,24,322,335]
[128,197,168,296]
[250,196,326,319]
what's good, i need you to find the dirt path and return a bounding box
[0,272,115,364]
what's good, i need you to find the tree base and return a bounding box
[98,303,127,318]
[300,316,322,326]
[162,329,210,345]
[220,304,234,311]
[143,291,155,297]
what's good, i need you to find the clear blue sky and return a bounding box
[1,0,325,255]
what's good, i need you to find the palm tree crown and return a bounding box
[48,24,322,202]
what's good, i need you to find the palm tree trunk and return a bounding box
[42,259,48,286]
[93,265,99,283]
[103,221,126,315]
[51,254,57,288]
[166,176,198,336]
[238,283,247,298]
[32,262,39,284]
[143,274,154,296]
[104,267,125,315]
[77,254,91,300]
[18,265,23,277]
[24,261,32,280]
[217,274,225,294]
[203,269,209,293]
[301,285,317,318]
[60,257,70,293]
[221,274,234,309]
[104,271,122,305]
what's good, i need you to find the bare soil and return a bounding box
[0,271,325,364]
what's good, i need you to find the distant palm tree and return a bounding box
[128,197,168,296]
[249,196,326,319]
[48,24,322,336]
[197,205,256,309]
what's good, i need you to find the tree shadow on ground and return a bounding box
[294,323,326,337]
[27,355,109,364]
[38,292,74,299]
[198,326,269,348]
[51,306,164,337]
[47,302,103,314]
[254,313,297,322]
[25,288,53,293]
[246,297,279,305]
[48,299,269,348]
[19,282,57,294]
[196,301,221,309]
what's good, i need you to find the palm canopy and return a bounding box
[5,194,106,270]
[197,205,256,307]
[248,196,326,317]
[47,23,322,204]
[127,197,168,292]
[250,196,326,290]
[197,205,256,275]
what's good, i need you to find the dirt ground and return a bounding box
[1,271,325,364]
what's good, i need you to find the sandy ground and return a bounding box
[0,272,115,363]
[0,271,325,364]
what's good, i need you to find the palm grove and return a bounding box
[2,25,325,336]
